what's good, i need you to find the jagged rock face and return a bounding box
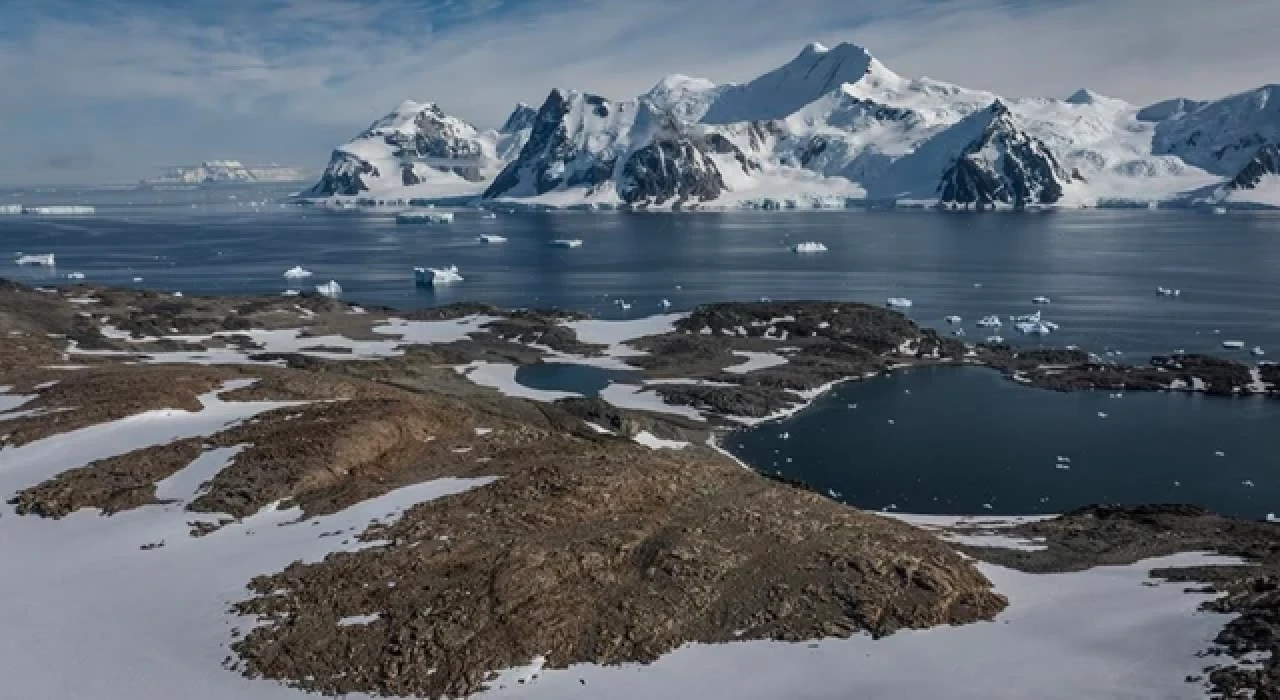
[378,104,486,182]
[1229,143,1280,189]
[1152,85,1280,175]
[307,152,380,197]
[619,134,728,206]
[938,102,1072,207]
[500,103,538,134]
[484,89,628,198]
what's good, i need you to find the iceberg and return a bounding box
[660,299,672,310]
[66,272,85,280]
[1012,310,1042,323]
[23,205,94,215]
[1015,320,1053,335]
[283,266,313,279]
[14,253,55,266]
[315,280,342,297]
[985,335,1005,344]
[551,239,584,248]
[478,234,507,244]
[791,241,828,253]
[1032,296,1052,304]
[1222,340,1245,349]
[396,210,454,224]
[945,315,962,324]
[952,328,966,337]
[1213,207,1227,215]
[414,265,464,286]
[0,204,22,214]
[1156,287,1181,297]
[976,315,1002,328]
[282,289,300,297]
[1252,346,1266,356]
[886,297,913,309]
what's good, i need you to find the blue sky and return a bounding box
[2,0,1277,185]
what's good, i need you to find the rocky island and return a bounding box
[0,278,1276,699]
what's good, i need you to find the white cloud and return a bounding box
[1,0,1277,184]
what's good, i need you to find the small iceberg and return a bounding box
[315,280,342,297]
[1156,287,1181,297]
[414,265,463,286]
[283,266,313,279]
[660,299,672,310]
[1032,296,1052,304]
[792,241,828,253]
[1222,340,1245,350]
[1213,206,1227,215]
[14,253,55,266]
[282,289,300,297]
[0,204,22,214]
[66,272,85,280]
[1252,346,1265,357]
[396,210,454,224]
[478,234,507,244]
[985,335,1004,344]
[551,239,583,248]
[1016,320,1053,335]
[886,297,913,309]
[952,328,966,337]
[944,315,962,324]
[976,315,1002,328]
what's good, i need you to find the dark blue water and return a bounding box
[514,363,635,397]
[5,184,1280,360]
[726,367,1279,519]
[4,184,1279,517]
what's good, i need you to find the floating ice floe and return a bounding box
[1032,296,1052,304]
[315,280,342,297]
[23,205,95,215]
[282,289,300,297]
[952,328,966,337]
[1222,340,1245,350]
[551,238,583,248]
[1156,287,1181,297]
[1213,206,1228,215]
[66,272,85,280]
[660,299,672,310]
[0,204,21,214]
[283,266,313,279]
[414,266,463,286]
[132,277,143,282]
[977,315,1002,328]
[945,315,962,324]
[1252,346,1266,356]
[478,234,507,244]
[791,241,828,253]
[886,297,913,309]
[986,335,1004,344]
[396,210,453,224]
[1015,321,1054,335]
[14,253,55,266]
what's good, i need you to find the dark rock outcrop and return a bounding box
[938,100,1075,208]
[307,152,380,197]
[484,89,622,198]
[1228,143,1280,189]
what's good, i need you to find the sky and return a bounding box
[1,0,1277,185]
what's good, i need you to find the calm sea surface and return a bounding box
[3,184,1278,516]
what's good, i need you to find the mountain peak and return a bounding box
[701,41,880,124]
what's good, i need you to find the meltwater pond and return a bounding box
[726,367,1280,519]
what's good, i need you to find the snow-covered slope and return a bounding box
[1152,85,1280,175]
[304,43,1280,209]
[308,101,527,198]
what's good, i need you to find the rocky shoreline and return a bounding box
[1,278,1277,699]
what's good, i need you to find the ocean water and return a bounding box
[3,184,1279,516]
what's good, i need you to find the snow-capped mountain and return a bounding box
[308,100,530,198]
[304,42,1280,209]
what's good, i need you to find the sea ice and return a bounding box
[415,266,464,286]
[395,210,453,224]
[550,239,584,248]
[478,234,507,243]
[283,266,313,279]
[1222,340,1245,350]
[14,253,55,266]
[945,315,962,324]
[791,241,828,253]
[1032,296,1052,304]
[315,280,342,297]
[66,272,85,280]
[886,298,913,309]
[976,315,1002,328]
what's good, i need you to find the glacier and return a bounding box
[301,42,1280,211]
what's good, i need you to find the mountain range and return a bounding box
[304,42,1280,210]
